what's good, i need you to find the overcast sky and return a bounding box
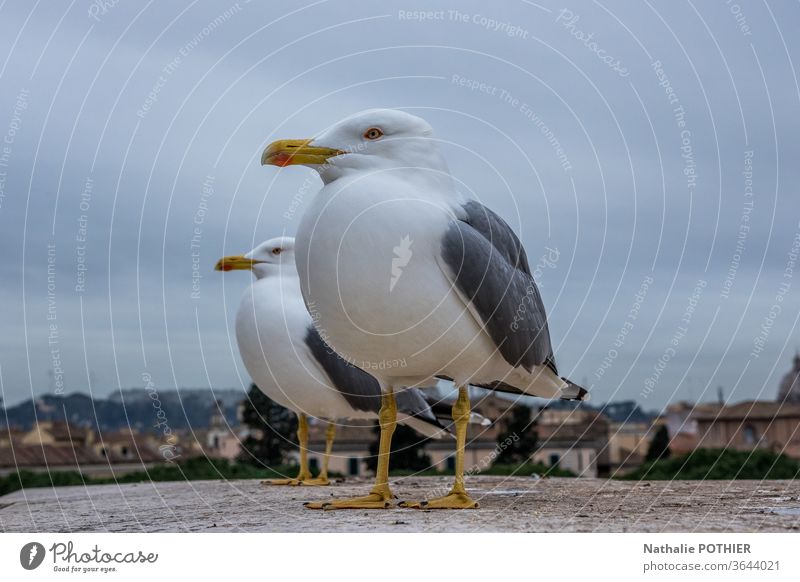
[0,0,798,410]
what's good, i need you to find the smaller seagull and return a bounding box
[216,236,468,486]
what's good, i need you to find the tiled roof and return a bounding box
[0,444,104,468]
[0,442,162,468]
[694,400,800,421]
[777,354,800,402]
[46,421,91,442]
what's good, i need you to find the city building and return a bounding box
[659,401,722,455]
[603,401,655,476]
[196,399,250,460]
[777,352,800,403]
[532,407,609,477]
[694,401,800,459]
[0,421,166,477]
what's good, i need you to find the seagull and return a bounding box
[261,109,588,509]
[216,236,466,486]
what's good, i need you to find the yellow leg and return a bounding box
[400,385,479,509]
[262,413,313,486]
[303,423,335,486]
[305,391,396,509]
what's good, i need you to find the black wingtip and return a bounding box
[559,378,591,402]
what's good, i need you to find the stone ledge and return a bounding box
[1,476,799,532]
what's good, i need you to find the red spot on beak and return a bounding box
[272,153,292,167]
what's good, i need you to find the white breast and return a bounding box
[296,172,503,387]
[235,274,374,420]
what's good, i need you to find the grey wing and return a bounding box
[395,389,442,427]
[422,393,492,426]
[304,325,442,426]
[304,325,382,413]
[440,200,556,374]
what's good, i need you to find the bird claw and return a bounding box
[300,477,331,487]
[261,478,303,486]
[399,492,479,509]
[304,492,394,510]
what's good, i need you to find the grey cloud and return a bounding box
[0,0,797,409]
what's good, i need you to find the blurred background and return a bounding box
[0,1,799,489]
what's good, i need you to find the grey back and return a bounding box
[440,200,556,374]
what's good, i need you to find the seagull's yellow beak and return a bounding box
[214,255,261,272]
[261,139,344,167]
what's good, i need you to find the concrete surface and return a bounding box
[1,476,799,532]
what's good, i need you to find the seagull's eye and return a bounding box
[271,248,281,255]
[363,127,383,140]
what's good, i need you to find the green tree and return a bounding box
[494,405,538,465]
[237,384,297,467]
[645,424,671,462]
[366,423,432,473]
[622,448,800,480]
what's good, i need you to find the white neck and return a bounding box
[251,260,297,281]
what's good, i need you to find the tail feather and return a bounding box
[470,411,492,426]
[395,387,450,439]
[559,378,590,402]
[424,397,493,427]
[399,415,449,439]
[472,373,590,402]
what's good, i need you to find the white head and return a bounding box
[215,236,295,280]
[261,109,450,184]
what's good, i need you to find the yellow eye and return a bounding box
[271,248,281,255]
[364,127,383,140]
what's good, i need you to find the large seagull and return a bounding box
[262,109,588,509]
[216,236,458,486]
